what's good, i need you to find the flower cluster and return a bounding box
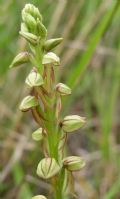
[10,4,86,199]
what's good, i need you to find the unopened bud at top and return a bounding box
[63,156,85,171]
[25,70,44,87]
[42,52,60,66]
[22,12,37,32]
[61,115,86,132]
[9,52,30,68]
[32,195,47,199]
[37,158,61,179]
[22,4,46,38]
[43,38,63,51]
[19,95,39,112]
[56,83,71,96]
[32,128,46,141]
[23,4,42,21]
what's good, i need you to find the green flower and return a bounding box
[56,83,71,96]
[63,156,85,171]
[19,95,39,112]
[44,38,63,51]
[37,158,61,179]
[25,70,44,87]
[32,128,46,141]
[61,115,86,132]
[9,52,30,68]
[42,52,60,66]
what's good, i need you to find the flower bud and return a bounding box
[56,83,71,96]
[21,23,29,32]
[32,128,46,141]
[42,52,60,66]
[9,52,30,68]
[25,70,44,87]
[61,115,86,132]
[32,195,47,199]
[36,19,47,38]
[37,158,61,179]
[19,95,39,112]
[63,156,85,171]
[19,31,39,45]
[23,4,42,21]
[43,38,63,51]
[22,12,37,31]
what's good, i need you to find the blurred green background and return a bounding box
[0,0,120,198]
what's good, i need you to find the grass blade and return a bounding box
[65,1,120,90]
[103,178,120,199]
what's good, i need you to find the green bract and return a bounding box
[63,156,85,171]
[42,52,60,65]
[19,31,39,45]
[19,95,39,111]
[56,83,71,96]
[25,70,44,87]
[37,158,61,179]
[9,52,30,68]
[61,115,86,132]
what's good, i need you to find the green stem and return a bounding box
[44,106,58,159]
[54,169,67,199]
[35,45,43,74]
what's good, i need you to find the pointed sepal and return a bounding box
[43,38,63,51]
[9,52,30,68]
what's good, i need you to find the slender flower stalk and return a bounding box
[10,4,86,199]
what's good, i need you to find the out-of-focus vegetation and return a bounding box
[0,0,120,199]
